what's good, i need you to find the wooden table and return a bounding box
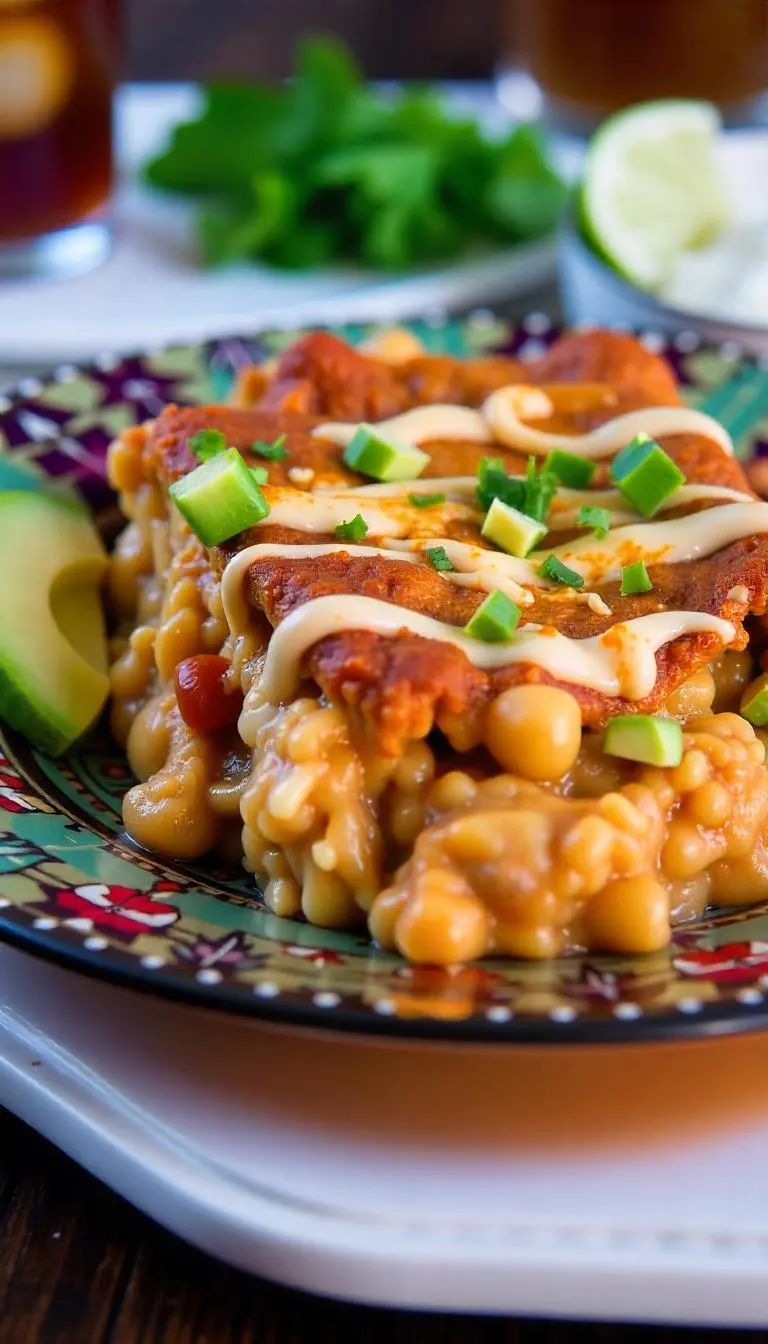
[0,289,759,1342]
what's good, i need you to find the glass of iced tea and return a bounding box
[499,0,768,136]
[0,0,119,279]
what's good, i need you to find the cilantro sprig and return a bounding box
[252,434,289,462]
[144,38,565,271]
[335,514,369,542]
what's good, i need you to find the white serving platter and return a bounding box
[2,943,768,1325]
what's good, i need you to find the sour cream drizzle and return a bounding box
[315,477,753,530]
[313,395,733,459]
[263,485,473,537]
[248,596,734,706]
[220,392,754,706]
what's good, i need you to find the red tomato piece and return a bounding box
[175,654,243,735]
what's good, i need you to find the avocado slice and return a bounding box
[602,714,683,767]
[0,490,109,755]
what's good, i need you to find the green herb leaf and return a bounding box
[408,492,446,508]
[142,38,565,272]
[476,455,556,524]
[426,545,454,572]
[335,514,369,542]
[537,554,585,588]
[188,429,228,462]
[524,455,558,523]
[464,589,521,643]
[251,434,289,462]
[250,466,269,485]
[620,560,653,596]
[577,505,612,539]
[545,450,597,489]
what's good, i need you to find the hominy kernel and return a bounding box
[597,791,647,837]
[485,685,581,782]
[429,772,478,814]
[389,794,426,848]
[311,839,338,872]
[662,818,722,880]
[690,733,731,770]
[560,814,615,876]
[492,921,563,959]
[265,876,302,917]
[302,863,360,928]
[584,875,670,954]
[368,886,409,947]
[688,780,733,828]
[710,650,754,713]
[394,878,490,965]
[665,667,715,720]
[155,608,202,682]
[748,738,767,765]
[671,749,711,794]
[444,814,508,863]
[394,741,435,792]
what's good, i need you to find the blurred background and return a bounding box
[0,0,766,366]
[128,0,502,80]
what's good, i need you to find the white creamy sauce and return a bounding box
[542,502,768,584]
[251,595,735,705]
[320,477,752,530]
[243,500,768,596]
[482,392,734,459]
[548,482,752,528]
[262,485,473,536]
[314,397,733,460]
[314,405,489,448]
[662,221,768,326]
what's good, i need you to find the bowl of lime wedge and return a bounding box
[559,99,768,356]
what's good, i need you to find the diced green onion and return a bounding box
[189,428,228,462]
[620,560,653,596]
[335,514,369,542]
[252,433,289,462]
[537,554,585,588]
[577,504,612,539]
[602,714,683,767]
[741,674,768,727]
[250,466,269,485]
[476,457,524,513]
[481,497,546,557]
[169,448,270,546]
[426,545,454,572]
[409,492,446,508]
[476,455,556,523]
[343,424,429,482]
[609,434,685,516]
[523,455,558,523]
[545,449,596,489]
[464,589,521,643]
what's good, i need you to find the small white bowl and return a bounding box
[558,127,768,359]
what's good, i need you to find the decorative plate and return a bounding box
[2,316,768,1044]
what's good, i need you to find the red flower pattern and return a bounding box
[43,880,182,938]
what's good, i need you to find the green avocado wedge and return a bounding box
[0,490,109,755]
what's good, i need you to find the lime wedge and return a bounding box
[581,100,727,290]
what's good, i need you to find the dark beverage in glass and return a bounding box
[500,0,768,136]
[0,0,119,278]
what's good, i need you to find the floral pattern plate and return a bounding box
[2,315,768,1044]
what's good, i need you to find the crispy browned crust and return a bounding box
[145,331,765,754]
[232,330,526,419]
